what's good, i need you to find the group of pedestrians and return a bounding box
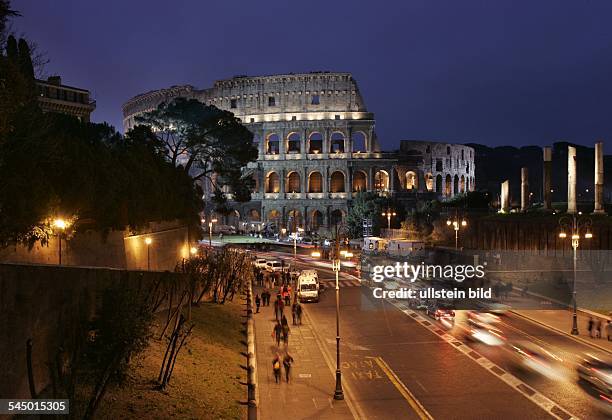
[587,316,612,340]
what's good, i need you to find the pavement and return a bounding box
[252,285,355,420]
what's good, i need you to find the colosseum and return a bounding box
[122,72,475,233]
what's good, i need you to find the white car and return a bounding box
[265,260,284,273]
[253,258,267,269]
[297,269,320,302]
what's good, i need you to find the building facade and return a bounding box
[122,72,474,232]
[36,76,96,122]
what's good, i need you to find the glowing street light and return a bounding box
[311,250,321,258]
[190,246,198,256]
[207,218,218,247]
[558,214,593,335]
[53,218,68,265]
[144,237,152,270]
[446,214,467,250]
[381,209,397,231]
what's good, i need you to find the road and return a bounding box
[275,255,610,419]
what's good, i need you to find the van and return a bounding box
[265,260,284,273]
[297,269,319,302]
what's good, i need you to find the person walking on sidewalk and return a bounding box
[587,317,594,338]
[272,321,283,347]
[606,320,612,341]
[282,322,290,347]
[296,302,303,325]
[283,353,294,383]
[272,353,282,384]
[595,319,602,339]
[255,294,261,313]
[291,301,297,325]
[274,296,284,321]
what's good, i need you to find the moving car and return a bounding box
[466,319,506,346]
[467,311,501,325]
[578,355,612,396]
[253,258,268,269]
[265,260,284,273]
[507,341,565,380]
[425,300,456,321]
[297,269,319,302]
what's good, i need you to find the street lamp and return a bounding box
[446,215,467,250]
[293,227,304,259]
[190,246,198,256]
[144,237,152,270]
[208,218,218,247]
[53,218,68,265]
[331,224,346,400]
[558,214,592,335]
[381,208,397,231]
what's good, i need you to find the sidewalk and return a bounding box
[513,308,612,353]
[252,287,354,419]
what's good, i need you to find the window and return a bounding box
[335,115,341,120]
[447,146,451,155]
[436,159,443,172]
[461,149,464,159]
[250,118,255,123]
[230,99,237,108]
[291,116,297,121]
[268,96,275,106]
[426,146,431,153]
[311,95,320,105]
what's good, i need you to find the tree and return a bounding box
[346,192,383,238]
[133,98,258,202]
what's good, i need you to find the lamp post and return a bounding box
[331,224,345,400]
[144,237,152,270]
[381,208,397,231]
[208,217,218,247]
[446,214,467,250]
[294,227,304,260]
[558,214,592,335]
[53,218,68,265]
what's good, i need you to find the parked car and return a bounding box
[265,260,284,273]
[253,258,268,269]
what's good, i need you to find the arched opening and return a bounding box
[436,174,443,193]
[266,172,280,193]
[405,171,417,190]
[227,209,240,227]
[351,131,367,153]
[330,171,345,193]
[330,209,344,226]
[352,170,367,192]
[286,171,301,193]
[266,134,280,154]
[308,132,323,154]
[308,171,323,193]
[247,209,260,222]
[436,159,443,172]
[287,132,300,153]
[311,210,323,231]
[287,209,302,230]
[454,175,459,195]
[425,173,434,191]
[445,174,452,196]
[374,170,389,192]
[249,175,258,193]
[267,209,281,224]
[460,175,465,193]
[330,132,345,153]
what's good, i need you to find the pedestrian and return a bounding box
[264,290,270,306]
[587,316,594,338]
[606,320,612,341]
[595,319,602,339]
[283,353,294,383]
[255,294,261,313]
[292,302,297,325]
[272,353,282,384]
[282,322,290,346]
[274,297,280,321]
[284,291,291,307]
[278,296,284,319]
[272,321,282,347]
[296,302,303,325]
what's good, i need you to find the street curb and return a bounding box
[246,278,258,419]
[511,310,612,355]
[301,306,364,420]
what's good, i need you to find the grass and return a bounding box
[97,299,247,420]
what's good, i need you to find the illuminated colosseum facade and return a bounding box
[122,72,475,232]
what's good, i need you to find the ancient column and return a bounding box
[521,167,529,212]
[543,147,552,210]
[593,141,606,214]
[500,180,510,213]
[567,146,577,214]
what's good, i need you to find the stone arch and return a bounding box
[351,131,367,153]
[454,175,459,195]
[287,209,303,229]
[267,209,281,223]
[330,209,344,226]
[374,170,389,192]
[460,175,465,193]
[286,171,301,193]
[308,171,323,193]
[266,171,280,193]
[425,173,434,192]
[247,209,260,222]
[436,174,443,193]
[266,133,280,154]
[405,171,417,190]
[330,132,345,153]
[445,174,452,196]
[249,174,258,193]
[330,170,345,193]
[227,209,240,227]
[286,132,300,153]
[310,209,323,231]
[352,170,367,192]
[308,132,323,154]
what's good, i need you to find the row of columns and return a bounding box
[261,205,345,230]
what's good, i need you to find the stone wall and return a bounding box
[0,264,186,400]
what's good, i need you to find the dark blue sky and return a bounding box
[13,0,612,151]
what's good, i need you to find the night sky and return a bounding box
[13,1,612,152]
